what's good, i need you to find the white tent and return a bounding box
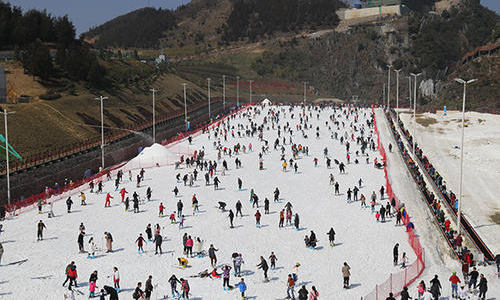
[261,98,272,105]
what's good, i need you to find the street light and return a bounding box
[207,78,211,120]
[249,80,253,104]
[95,96,108,169]
[303,82,307,105]
[183,83,188,131]
[395,69,401,121]
[410,72,422,154]
[407,76,412,110]
[454,78,477,236]
[150,88,158,143]
[236,76,240,107]
[222,75,226,112]
[1,108,15,205]
[387,64,392,108]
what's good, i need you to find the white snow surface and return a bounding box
[1,105,433,300]
[124,144,184,171]
[399,110,500,255]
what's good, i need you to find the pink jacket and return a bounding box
[186,239,193,247]
[309,290,319,300]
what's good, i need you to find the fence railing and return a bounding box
[361,107,425,300]
[4,103,252,217]
[0,98,226,175]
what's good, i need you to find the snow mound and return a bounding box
[123,143,178,170]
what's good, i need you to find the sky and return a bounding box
[5,0,187,35]
[5,0,500,36]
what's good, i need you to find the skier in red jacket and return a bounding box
[119,188,127,202]
[105,193,113,207]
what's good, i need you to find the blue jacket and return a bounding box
[235,282,247,292]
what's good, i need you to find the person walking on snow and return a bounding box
[257,256,269,282]
[393,243,399,266]
[327,227,336,246]
[449,271,461,298]
[37,220,46,241]
[269,252,278,270]
[105,193,113,207]
[234,278,247,300]
[255,210,262,228]
[66,197,73,213]
[136,234,146,254]
[112,267,120,292]
[342,262,351,288]
[287,274,296,299]
[119,188,127,202]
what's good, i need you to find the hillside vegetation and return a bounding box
[84,8,177,48]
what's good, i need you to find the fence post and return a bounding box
[405,267,407,286]
[376,284,378,300]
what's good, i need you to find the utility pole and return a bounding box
[303,82,307,105]
[395,69,401,121]
[249,80,253,104]
[1,108,15,205]
[207,78,211,120]
[408,76,412,110]
[222,75,226,111]
[236,76,240,107]
[387,64,392,108]
[183,83,188,131]
[383,83,385,105]
[95,96,109,169]
[410,72,422,154]
[150,88,157,143]
[454,78,477,236]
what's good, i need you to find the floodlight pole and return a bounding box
[95,96,108,169]
[236,76,240,107]
[395,69,401,121]
[410,72,422,155]
[249,80,253,104]
[223,75,226,111]
[454,78,477,236]
[207,78,211,120]
[150,88,157,143]
[183,83,188,131]
[2,108,15,205]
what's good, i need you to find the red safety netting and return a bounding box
[361,107,425,300]
[4,104,252,218]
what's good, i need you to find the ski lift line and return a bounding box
[387,109,495,262]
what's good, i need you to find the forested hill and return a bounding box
[222,0,346,41]
[83,8,177,48]
[82,0,347,48]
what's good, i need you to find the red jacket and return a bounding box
[288,277,295,287]
[106,194,113,201]
[68,268,77,278]
[449,274,461,284]
[455,235,463,247]
[186,238,193,247]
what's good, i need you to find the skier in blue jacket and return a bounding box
[234,278,247,299]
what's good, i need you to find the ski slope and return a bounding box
[1,105,417,299]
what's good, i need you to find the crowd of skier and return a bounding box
[2,103,498,300]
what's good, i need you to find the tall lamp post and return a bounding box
[407,76,412,111]
[207,78,211,120]
[249,80,253,104]
[222,75,226,111]
[409,72,422,154]
[236,76,240,107]
[183,83,188,131]
[150,88,158,143]
[303,82,307,105]
[395,69,401,121]
[454,78,477,236]
[387,64,392,108]
[1,108,15,205]
[95,96,108,169]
